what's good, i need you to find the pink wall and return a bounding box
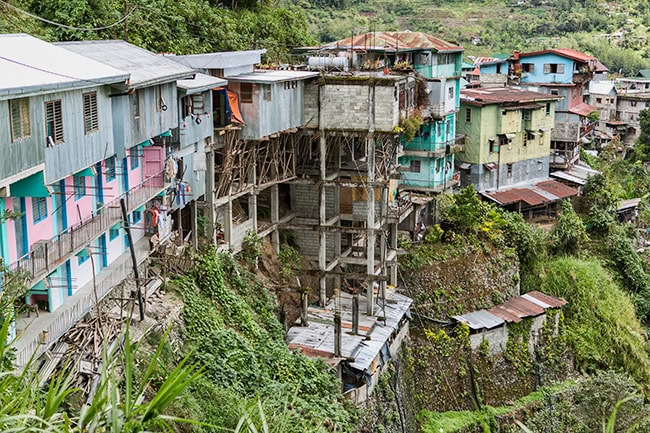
[63,175,95,228]
[26,197,54,248]
[128,148,144,190]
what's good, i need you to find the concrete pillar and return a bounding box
[390,222,398,287]
[366,85,376,316]
[271,184,280,254]
[319,134,327,307]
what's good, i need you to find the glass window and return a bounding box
[105,156,116,181]
[77,249,90,265]
[130,147,139,170]
[410,160,421,173]
[73,175,86,200]
[465,108,472,123]
[109,224,120,241]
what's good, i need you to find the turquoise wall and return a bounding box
[519,53,575,84]
[400,154,455,188]
[403,114,456,152]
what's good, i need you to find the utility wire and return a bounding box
[0,0,136,32]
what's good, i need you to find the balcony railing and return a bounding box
[8,171,166,286]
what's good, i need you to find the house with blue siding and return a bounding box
[513,48,599,170]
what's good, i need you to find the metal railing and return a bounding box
[8,171,166,286]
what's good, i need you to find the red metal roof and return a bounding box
[525,291,568,308]
[488,305,523,323]
[519,48,595,63]
[535,180,579,199]
[461,87,561,106]
[491,297,545,323]
[484,188,549,206]
[325,31,463,53]
[569,102,598,117]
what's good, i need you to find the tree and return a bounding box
[550,200,588,255]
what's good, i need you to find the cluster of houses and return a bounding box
[0,30,616,397]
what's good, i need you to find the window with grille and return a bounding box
[45,100,64,146]
[83,92,99,134]
[133,90,140,118]
[32,197,48,223]
[240,83,253,103]
[10,98,31,142]
[73,175,86,200]
[410,160,421,173]
[465,108,472,123]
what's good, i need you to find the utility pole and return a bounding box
[120,198,144,321]
[123,1,129,42]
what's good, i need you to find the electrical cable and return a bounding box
[0,0,136,32]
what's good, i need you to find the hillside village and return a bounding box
[2,28,650,432]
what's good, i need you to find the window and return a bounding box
[596,97,602,104]
[465,108,472,123]
[523,132,528,147]
[32,197,47,223]
[264,85,272,102]
[488,138,496,153]
[448,86,454,99]
[646,101,650,108]
[83,92,98,134]
[183,94,205,117]
[109,224,120,241]
[522,110,531,121]
[550,89,560,96]
[45,100,64,146]
[537,160,543,171]
[522,63,534,73]
[73,175,86,200]
[77,249,90,265]
[240,83,253,103]
[283,81,297,90]
[543,63,565,74]
[631,101,638,107]
[507,163,513,178]
[545,102,551,115]
[410,160,421,173]
[130,147,139,170]
[133,90,140,118]
[133,210,142,223]
[10,98,31,142]
[105,156,116,181]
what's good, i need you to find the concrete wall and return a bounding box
[400,155,455,189]
[519,53,576,85]
[469,313,549,356]
[461,156,550,192]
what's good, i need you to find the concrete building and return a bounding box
[513,48,599,170]
[614,76,650,145]
[457,87,560,192]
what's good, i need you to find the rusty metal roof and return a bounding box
[321,31,463,53]
[490,297,545,323]
[569,102,598,117]
[483,179,579,207]
[523,291,567,309]
[484,187,549,206]
[461,87,561,106]
[519,48,595,64]
[535,180,579,199]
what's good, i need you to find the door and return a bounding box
[121,157,130,194]
[94,162,104,210]
[143,146,165,187]
[97,234,108,268]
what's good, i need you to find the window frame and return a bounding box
[240,83,254,104]
[9,98,31,142]
[521,63,534,73]
[410,159,421,173]
[45,99,64,146]
[545,102,551,115]
[83,92,99,134]
[105,156,117,181]
[465,107,472,123]
[73,175,86,200]
[109,224,120,241]
[130,147,140,170]
[32,197,48,224]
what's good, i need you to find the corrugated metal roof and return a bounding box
[523,291,567,308]
[453,310,504,330]
[321,31,463,53]
[617,198,642,211]
[568,102,598,117]
[519,48,596,63]
[461,87,561,106]
[57,40,195,89]
[0,34,129,98]
[226,70,319,84]
[166,50,267,69]
[286,289,412,375]
[177,73,227,94]
[535,180,579,199]
[483,179,579,206]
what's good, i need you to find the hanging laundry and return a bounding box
[176,158,184,180]
[165,157,176,180]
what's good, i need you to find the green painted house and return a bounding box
[457,87,561,192]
